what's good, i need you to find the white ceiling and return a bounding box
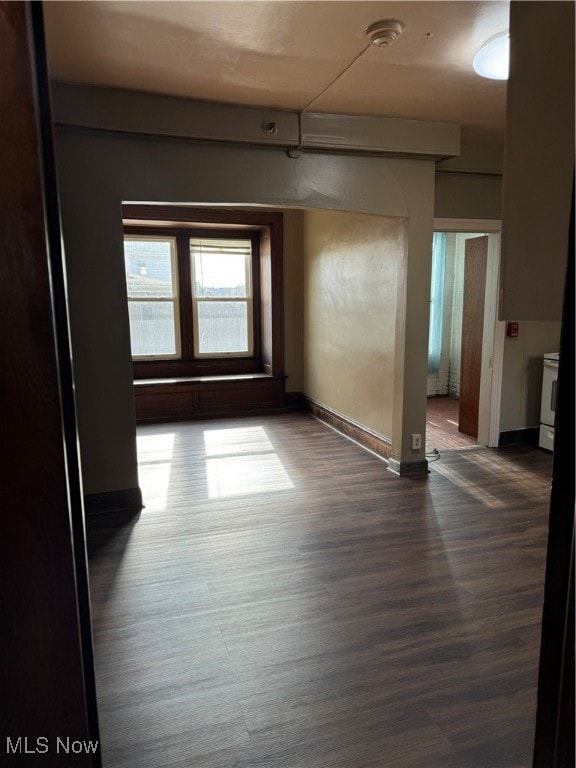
[44,1,510,167]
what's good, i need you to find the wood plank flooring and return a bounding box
[87,412,553,768]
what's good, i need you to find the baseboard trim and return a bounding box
[498,427,539,447]
[303,395,392,459]
[85,487,144,516]
[387,457,429,476]
[285,391,305,410]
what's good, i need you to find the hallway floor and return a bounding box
[426,396,478,451]
[87,413,551,768]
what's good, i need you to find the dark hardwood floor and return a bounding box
[87,413,552,768]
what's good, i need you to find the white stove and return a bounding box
[539,352,559,450]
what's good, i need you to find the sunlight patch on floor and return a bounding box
[432,461,506,509]
[459,450,550,493]
[206,453,294,498]
[203,426,274,457]
[204,426,294,498]
[136,431,175,508]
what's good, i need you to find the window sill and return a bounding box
[133,356,264,380]
[134,373,278,386]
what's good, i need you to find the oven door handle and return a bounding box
[551,379,558,413]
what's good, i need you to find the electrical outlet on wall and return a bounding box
[411,433,422,450]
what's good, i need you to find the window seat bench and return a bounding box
[133,374,286,423]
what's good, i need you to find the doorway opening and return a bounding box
[426,228,501,452]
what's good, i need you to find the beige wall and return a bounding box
[49,37,570,494]
[434,173,502,221]
[499,322,562,433]
[391,161,435,468]
[55,122,435,492]
[282,209,305,393]
[302,210,403,440]
[500,1,574,321]
[484,1,572,432]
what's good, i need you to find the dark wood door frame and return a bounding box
[0,3,100,765]
[532,181,575,768]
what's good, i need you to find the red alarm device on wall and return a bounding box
[506,322,519,337]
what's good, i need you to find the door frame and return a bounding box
[433,218,502,447]
[1,2,101,761]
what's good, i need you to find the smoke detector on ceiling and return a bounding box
[366,20,404,48]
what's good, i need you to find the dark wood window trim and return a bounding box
[122,206,284,382]
[122,206,285,420]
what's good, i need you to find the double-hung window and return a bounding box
[121,207,283,382]
[122,207,284,420]
[124,236,179,358]
[190,237,253,357]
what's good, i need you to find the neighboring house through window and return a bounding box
[125,235,179,358]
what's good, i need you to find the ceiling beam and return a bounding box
[51,82,460,161]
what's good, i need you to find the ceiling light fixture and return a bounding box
[366,20,404,48]
[473,32,510,80]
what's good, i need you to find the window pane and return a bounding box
[128,301,177,356]
[124,238,175,298]
[191,239,250,298]
[197,301,248,354]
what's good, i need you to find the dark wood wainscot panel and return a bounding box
[134,376,286,423]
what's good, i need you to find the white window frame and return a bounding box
[124,235,181,360]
